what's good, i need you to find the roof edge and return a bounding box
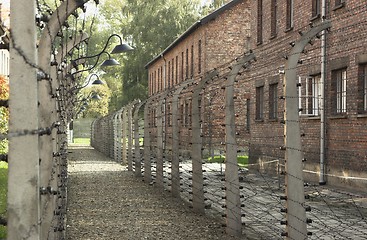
[145,0,244,69]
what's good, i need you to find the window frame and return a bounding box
[257,0,263,44]
[358,64,367,113]
[286,0,294,30]
[198,40,202,74]
[332,68,347,114]
[270,0,277,38]
[269,83,278,120]
[312,0,321,18]
[256,85,264,120]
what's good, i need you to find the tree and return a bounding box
[0,76,8,154]
[87,0,202,111]
[77,83,111,118]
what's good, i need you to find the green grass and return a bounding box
[73,138,91,145]
[207,155,248,167]
[0,161,7,239]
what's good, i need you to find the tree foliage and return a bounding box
[0,76,8,154]
[86,0,202,112]
[77,83,111,118]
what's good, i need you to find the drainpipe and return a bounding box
[319,0,327,185]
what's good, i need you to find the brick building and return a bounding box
[146,0,367,190]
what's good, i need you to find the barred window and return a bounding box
[358,64,367,113]
[312,0,321,18]
[299,76,321,116]
[286,0,293,29]
[257,0,263,44]
[332,68,347,114]
[270,0,277,38]
[256,85,264,120]
[198,40,202,74]
[269,83,278,119]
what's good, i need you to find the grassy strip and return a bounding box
[0,161,7,238]
[73,138,91,145]
[207,155,248,167]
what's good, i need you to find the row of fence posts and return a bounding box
[8,0,99,239]
[91,21,332,239]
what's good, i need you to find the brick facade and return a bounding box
[146,0,367,190]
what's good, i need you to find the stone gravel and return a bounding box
[66,145,239,240]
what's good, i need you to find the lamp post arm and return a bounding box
[72,34,121,63]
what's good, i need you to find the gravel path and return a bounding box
[66,145,239,240]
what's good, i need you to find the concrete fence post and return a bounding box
[134,101,144,177]
[171,80,194,197]
[8,0,40,238]
[283,21,331,239]
[143,100,152,183]
[224,52,255,237]
[156,94,168,188]
[122,108,128,165]
[128,100,140,171]
[191,72,217,212]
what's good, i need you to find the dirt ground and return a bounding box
[66,145,240,240]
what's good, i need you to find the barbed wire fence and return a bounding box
[8,0,101,239]
[6,0,367,239]
[91,12,367,240]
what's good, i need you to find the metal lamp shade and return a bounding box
[91,93,102,100]
[111,43,134,54]
[91,79,104,85]
[100,58,119,67]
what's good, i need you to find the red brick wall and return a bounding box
[146,0,367,189]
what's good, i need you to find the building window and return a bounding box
[181,52,184,81]
[246,99,250,131]
[191,45,194,77]
[167,103,171,127]
[160,66,163,90]
[269,83,278,119]
[358,64,367,113]
[168,61,171,88]
[312,0,321,18]
[270,0,277,38]
[186,48,189,79]
[332,68,347,114]
[198,40,202,74]
[185,101,189,126]
[180,103,184,125]
[154,70,157,93]
[257,0,263,44]
[335,0,345,7]
[157,69,160,92]
[299,76,321,116]
[256,85,264,120]
[176,56,178,84]
[172,58,174,87]
[286,0,293,29]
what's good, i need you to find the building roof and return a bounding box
[145,0,244,69]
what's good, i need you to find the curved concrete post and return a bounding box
[122,107,128,165]
[283,21,331,239]
[134,101,145,177]
[127,100,141,171]
[156,92,170,188]
[91,119,97,147]
[191,71,218,213]
[37,1,90,237]
[55,32,89,65]
[171,79,195,197]
[8,1,40,239]
[224,53,255,237]
[143,98,154,183]
[114,108,124,162]
[38,0,88,70]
